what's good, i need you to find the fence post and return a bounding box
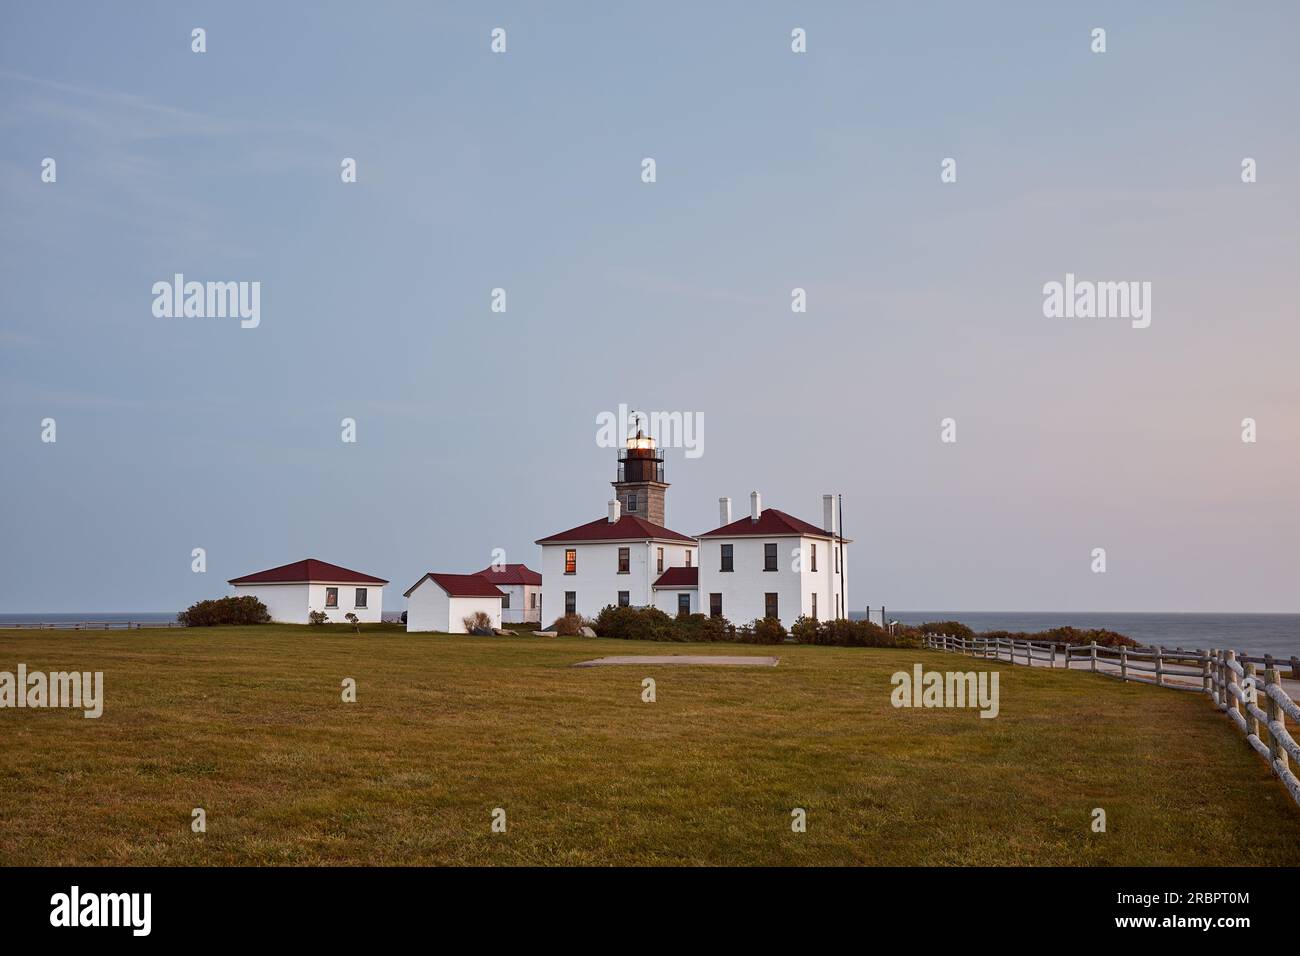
[1245,662,1259,740]
[1090,641,1097,674]
[1225,651,1240,722]
[1290,656,1300,680]
[1050,643,1056,669]
[1154,646,1163,688]
[1220,651,1230,712]
[1119,645,1127,682]
[1200,649,1210,696]
[1266,667,1287,775]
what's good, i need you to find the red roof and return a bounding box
[404,573,506,599]
[653,566,698,588]
[229,559,387,586]
[536,515,694,544]
[474,563,542,586]
[698,508,849,541]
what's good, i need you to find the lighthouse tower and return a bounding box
[613,423,669,526]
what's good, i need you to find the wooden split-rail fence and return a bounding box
[0,621,181,630]
[923,634,1300,809]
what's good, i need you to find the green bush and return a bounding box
[178,595,270,627]
[791,615,820,644]
[675,613,733,643]
[594,604,679,642]
[978,626,1136,648]
[918,620,974,640]
[739,617,787,644]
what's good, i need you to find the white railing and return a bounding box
[924,634,1300,808]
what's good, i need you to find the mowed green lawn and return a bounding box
[1,624,1297,866]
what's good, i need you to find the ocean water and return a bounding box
[854,611,1300,659]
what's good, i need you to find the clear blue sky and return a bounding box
[2,2,1297,613]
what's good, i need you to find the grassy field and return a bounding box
[1,623,1297,866]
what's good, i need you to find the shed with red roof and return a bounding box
[405,572,506,634]
[228,558,387,624]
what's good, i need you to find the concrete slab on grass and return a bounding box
[573,655,779,668]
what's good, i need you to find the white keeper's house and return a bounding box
[536,428,848,630]
[473,563,542,624]
[228,558,387,624]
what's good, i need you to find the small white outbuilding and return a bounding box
[227,558,387,624]
[404,572,505,634]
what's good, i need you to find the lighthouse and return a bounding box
[613,420,669,526]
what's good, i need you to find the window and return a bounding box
[657,547,664,573]
[565,591,576,615]
[810,544,817,573]
[325,587,338,608]
[355,587,367,608]
[677,593,691,617]
[618,547,630,573]
[530,593,537,609]
[710,593,722,618]
[565,549,577,574]
[764,542,778,571]
[764,592,778,620]
[835,547,840,573]
[811,593,817,620]
[618,591,630,607]
[720,544,733,572]
[502,592,510,609]
[627,494,638,512]
[685,550,692,567]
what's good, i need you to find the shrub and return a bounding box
[975,626,1137,648]
[400,611,407,625]
[177,595,270,627]
[548,613,589,636]
[675,613,733,643]
[791,615,820,644]
[740,617,787,644]
[593,604,679,642]
[308,610,329,626]
[918,620,974,640]
[462,611,494,634]
[345,612,360,633]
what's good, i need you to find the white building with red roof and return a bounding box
[474,563,542,624]
[696,493,849,628]
[533,427,849,630]
[228,558,387,624]
[536,504,696,622]
[404,572,506,634]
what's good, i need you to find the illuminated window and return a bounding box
[565,549,576,574]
